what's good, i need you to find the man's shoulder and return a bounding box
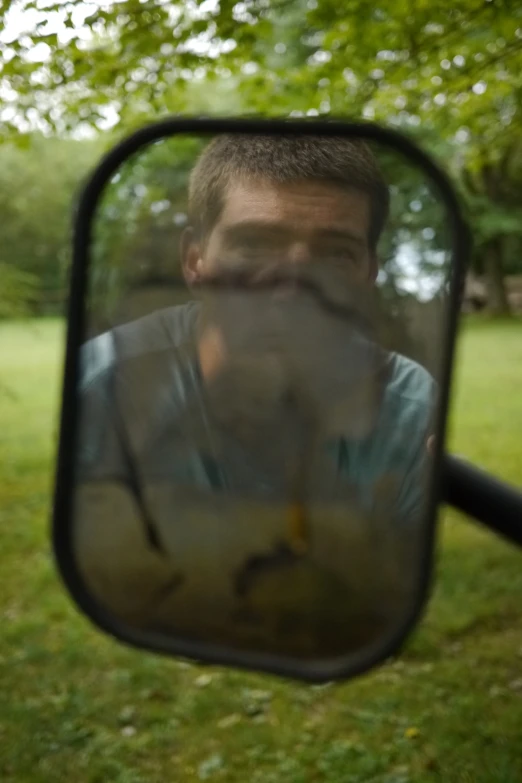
[342,352,436,487]
[384,351,436,411]
[364,351,436,453]
[80,302,200,390]
[77,304,202,474]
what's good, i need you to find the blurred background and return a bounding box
[1,2,521,781]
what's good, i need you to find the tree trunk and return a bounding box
[480,163,511,317]
[482,236,511,316]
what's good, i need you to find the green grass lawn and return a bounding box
[1,317,522,783]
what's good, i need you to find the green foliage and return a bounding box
[0,263,39,318]
[0,134,105,314]
[2,1,521,135]
[465,193,522,246]
[89,134,204,323]
[3,0,521,130]
[2,0,522,307]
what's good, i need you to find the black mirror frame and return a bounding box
[52,116,472,683]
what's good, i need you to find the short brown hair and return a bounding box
[188,134,390,250]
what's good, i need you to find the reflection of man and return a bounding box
[76,135,436,652]
[82,135,435,509]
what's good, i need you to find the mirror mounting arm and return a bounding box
[443,454,522,548]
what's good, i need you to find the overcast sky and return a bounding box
[1,0,96,50]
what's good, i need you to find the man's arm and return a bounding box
[77,331,122,478]
[75,329,190,626]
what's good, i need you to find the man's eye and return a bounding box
[242,245,272,257]
[242,237,284,255]
[323,248,357,264]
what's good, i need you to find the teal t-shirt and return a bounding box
[340,350,435,525]
[79,302,436,528]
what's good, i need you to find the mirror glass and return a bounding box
[73,130,452,671]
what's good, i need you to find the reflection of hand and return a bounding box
[202,282,386,445]
[74,482,185,626]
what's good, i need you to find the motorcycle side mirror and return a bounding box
[52,117,471,683]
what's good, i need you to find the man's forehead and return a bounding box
[218,177,371,231]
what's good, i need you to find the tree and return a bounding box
[0,263,39,318]
[0,134,103,315]
[89,134,204,326]
[2,0,522,313]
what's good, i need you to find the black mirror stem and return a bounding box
[443,453,522,548]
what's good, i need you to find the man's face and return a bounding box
[181,177,383,443]
[183,177,376,286]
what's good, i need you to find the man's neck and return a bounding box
[197,323,227,383]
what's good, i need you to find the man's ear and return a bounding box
[368,253,379,283]
[180,227,203,286]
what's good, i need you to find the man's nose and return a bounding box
[270,244,312,300]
